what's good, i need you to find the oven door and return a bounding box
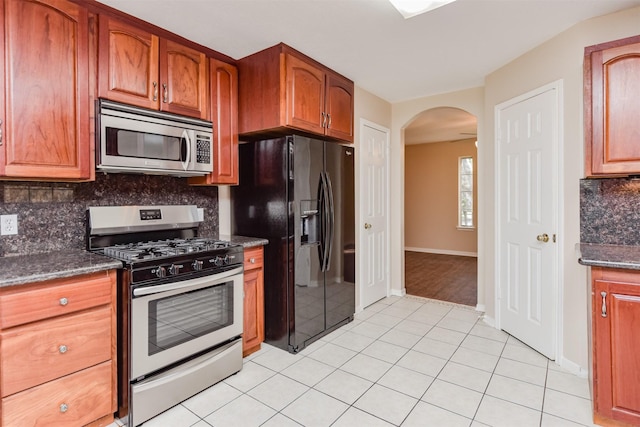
[130,267,243,380]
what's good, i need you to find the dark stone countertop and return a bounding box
[221,235,269,248]
[578,243,640,270]
[0,250,123,288]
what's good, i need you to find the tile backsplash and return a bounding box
[0,174,218,256]
[580,178,640,245]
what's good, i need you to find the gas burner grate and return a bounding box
[102,238,232,262]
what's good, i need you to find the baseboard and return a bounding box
[390,288,406,297]
[475,303,486,313]
[482,315,496,327]
[558,356,588,378]
[405,247,478,257]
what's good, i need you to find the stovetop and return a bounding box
[102,238,234,262]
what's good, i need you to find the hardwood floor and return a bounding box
[404,251,477,307]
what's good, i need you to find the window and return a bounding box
[458,156,474,228]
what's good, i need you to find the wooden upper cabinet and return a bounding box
[591,267,640,426]
[238,43,354,143]
[285,54,325,135]
[585,35,640,177]
[189,58,238,186]
[98,16,159,110]
[98,15,209,120]
[0,0,91,180]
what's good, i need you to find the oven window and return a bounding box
[148,281,233,355]
[106,127,182,161]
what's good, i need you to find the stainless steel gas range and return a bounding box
[87,205,243,427]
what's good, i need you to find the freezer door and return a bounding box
[292,136,327,349]
[324,143,356,329]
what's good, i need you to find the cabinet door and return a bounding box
[160,39,209,119]
[189,59,238,185]
[588,40,640,176]
[325,72,354,143]
[285,53,325,135]
[98,16,160,110]
[243,267,264,357]
[0,0,90,179]
[593,275,640,425]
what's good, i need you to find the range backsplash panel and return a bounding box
[580,178,640,245]
[0,174,218,257]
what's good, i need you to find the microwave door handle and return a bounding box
[181,129,191,171]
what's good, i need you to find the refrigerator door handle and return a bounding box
[317,173,326,269]
[320,172,331,272]
[324,171,335,272]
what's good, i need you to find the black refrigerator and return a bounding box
[232,135,355,353]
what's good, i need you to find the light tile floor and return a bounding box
[111,295,597,427]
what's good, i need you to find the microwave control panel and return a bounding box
[195,134,211,164]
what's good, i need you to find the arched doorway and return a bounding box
[403,106,478,306]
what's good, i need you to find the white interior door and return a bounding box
[496,84,560,360]
[360,120,390,308]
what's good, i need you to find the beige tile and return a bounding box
[332,407,394,427]
[494,357,547,386]
[403,401,472,427]
[450,347,500,372]
[474,395,542,427]
[224,360,276,392]
[426,326,467,346]
[545,369,590,399]
[281,389,349,427]
[281,356,335,387]
[350,321,391,339]
[182,382,242,418]
[378,305,416,319]
[460,334,506,356]
[251,347,301,372]
[330,330,376,352]
[397,349,448,377]
[485,374,545,410]
[340,353,393,382]
[436,362,492,393]
[392,318,435,336]
[413,336,459,360]
[501,343,549,368]
[377,365,435,398]
[353,384,418,425]
[540,413,594,427]
[307,341,357,368]
[247,373,309,410]
[204,394,276,427]
[140,404,201,427]
[437,317,476,334]
[362,339,409,364]
[469,323,509,342]
[543,388,593,426]
[378,328,422,348]
[261,413,303,427]
[314,369,373,404]
[422,379,483,418]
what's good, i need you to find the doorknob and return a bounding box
[364,223,372,230]
[536,233,549,243]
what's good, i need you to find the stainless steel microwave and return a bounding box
[96,100,213,177]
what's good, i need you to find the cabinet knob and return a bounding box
[59,345,68,354]
[249,258,256,264]
[60,403,68,413]
[59,297,68,306]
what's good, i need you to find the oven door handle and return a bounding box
[132,267,243,297]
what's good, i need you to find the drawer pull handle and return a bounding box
[59,297,68,306]
[601,291,607,318]
[60,403,68,413]
[59,345,68,354]
[250,258,256,264]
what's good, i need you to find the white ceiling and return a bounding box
[96,0,640,141]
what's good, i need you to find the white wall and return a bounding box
[389,6,640,372]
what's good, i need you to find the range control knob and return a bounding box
[169,264,183,275]
[213,256,224,267]
[192,260,204,271]
[154,266,166,278]
[223,255,230,265]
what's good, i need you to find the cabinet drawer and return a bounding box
[1,307,111,397]
[244,247,263,270]
[2,361,112,427]
[0,271,113,329]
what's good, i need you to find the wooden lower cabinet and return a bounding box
[243,246,264,357]
[591,267,640,426]
[0,270,117,427]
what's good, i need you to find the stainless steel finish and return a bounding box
[130,340,242,427]
[321,112,326,128]
[152,82,158,101]
[60,403,68,413]
[59,345,68,354]
[162,83,168,103]
[59,297,68,306]
[327,113,332,128]
[130,269,243,379]
[132,267,242,297]
[88,205,200,236]
[601,291,607,317]
[97,99,213,177]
